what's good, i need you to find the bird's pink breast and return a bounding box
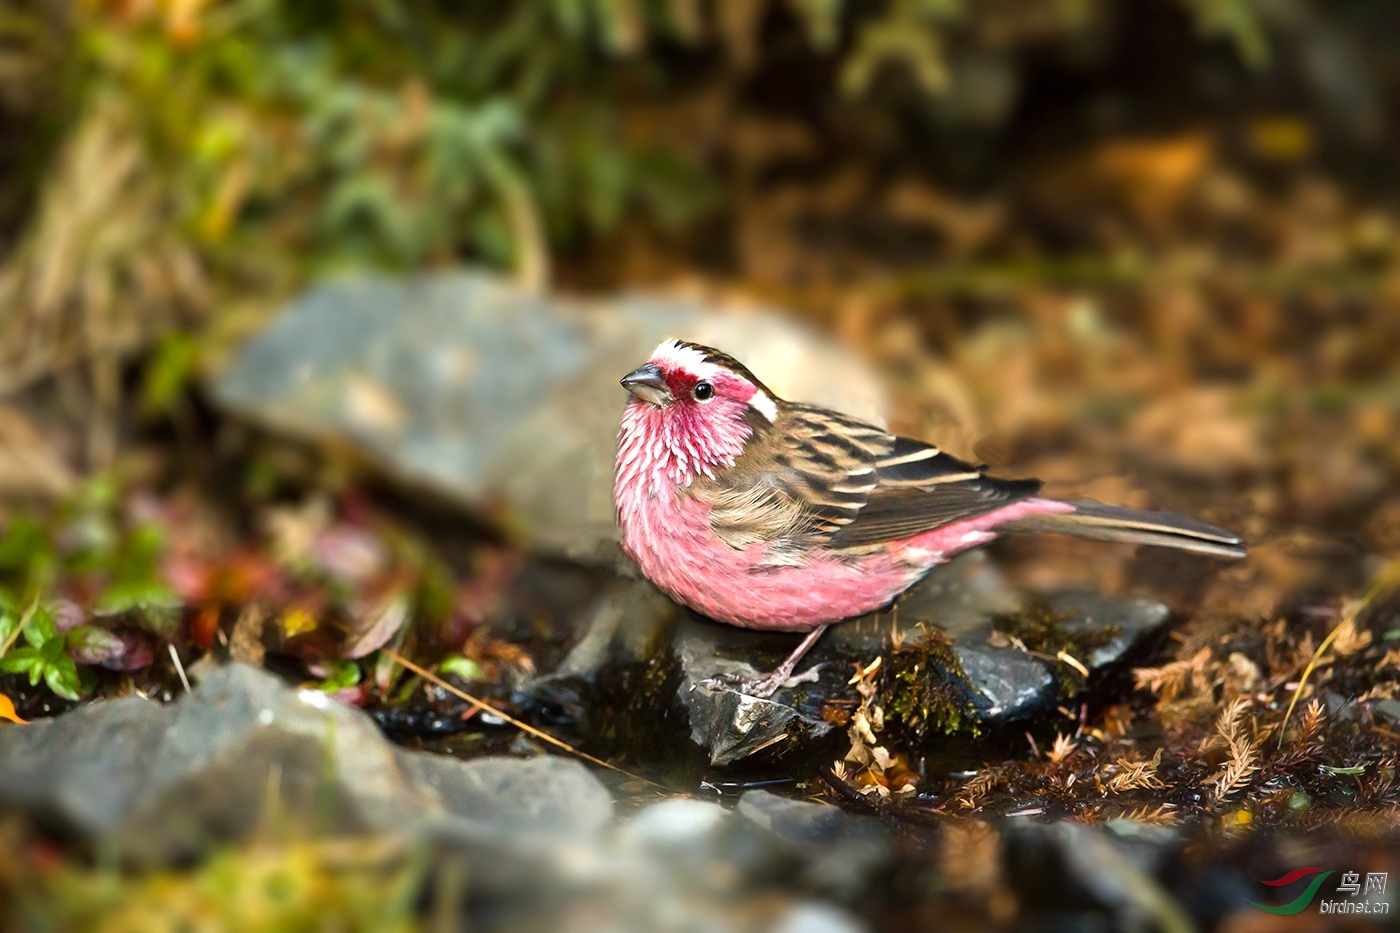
[617,482,1070,632]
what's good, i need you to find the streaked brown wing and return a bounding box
[693,402,1040,555]
[695,404,889,555]
[822,435,1040,549]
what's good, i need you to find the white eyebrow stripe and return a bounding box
[749,390,777,422]
[649,339,724,380]
[876,447,942,467]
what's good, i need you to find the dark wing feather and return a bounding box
[692,401,1039,556]
[824,436,1040,549]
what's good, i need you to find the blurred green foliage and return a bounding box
[6,0,1280,287]
[0,476,175,700]
[0,0,1317,415]
[15,836,425,932]
[62,1,727,280]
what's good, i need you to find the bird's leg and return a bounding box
[732,624,830,699]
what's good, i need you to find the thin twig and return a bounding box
[383,649,670,791]
[169,643,192,694]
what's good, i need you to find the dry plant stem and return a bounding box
[384,649,670,790]
[0,593,40,659]
[168,643,191,694]
[1278,567,1398,749]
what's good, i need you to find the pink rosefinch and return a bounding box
[615,340,1245,697]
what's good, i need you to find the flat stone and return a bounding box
[768,904,869,933]
[660,569,1173,764]
[618,798,730,849]
[399,752,613,846]
[1044,592,1170,668]
[0,663,614,863]
[0,697,174,835]
[212,271,886,563]
[952,644,1055,719]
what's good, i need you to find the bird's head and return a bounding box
[617,340,778,487]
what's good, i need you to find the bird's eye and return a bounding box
[692,382,714,401]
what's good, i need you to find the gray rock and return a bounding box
[673,555,1015,766]
[1004,822,1191,933]
[1372,697,1400,726]
[738,791,890,897]
[1044,592,1170,668]
[212,271,886,563]
[674,618,834,767]
[400,752,613,846]
[664,559,1172,764]
[736,790,886,848]
[0,697,175,835]
[533,795,878,932]
[0,663,613,862]
[767,904,869,933]
[618,798,730,850]
[951,644,1055,719]
[549,578,678,681]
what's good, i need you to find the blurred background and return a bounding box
[0,1,1398,930]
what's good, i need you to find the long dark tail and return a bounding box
[1000,499,1247,559]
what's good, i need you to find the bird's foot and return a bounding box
[702,663,825,699]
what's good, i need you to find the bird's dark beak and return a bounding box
[621,362,672,406]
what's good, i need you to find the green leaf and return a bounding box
[95,580,181,617]
[44,655,85,702]
[0,646,41,676]
[0,516,46,572]
[319,660,362,691]
[39,635,66,663]
[1321,764,1366,776]
[141,333,200,416]
[438,654,484,682]
[22,607,57,649]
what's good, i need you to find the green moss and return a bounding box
[880,629,981,740]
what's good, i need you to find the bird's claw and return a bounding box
[699,663,825,699]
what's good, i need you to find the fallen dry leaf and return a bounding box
[0,694,29,724]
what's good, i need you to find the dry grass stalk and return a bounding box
[1048,732,1079,764]
[1294,698,1325,747]
[1208,698,1260,802]
[956,769,1000,809]
[1134,647,1212,702]
[1104,747,1166,794]
[1115,804,1179,827]
[1278,561,1400,748]
[1330,615,1373,657]
[385,650,667,789]
[0,95,206,398]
